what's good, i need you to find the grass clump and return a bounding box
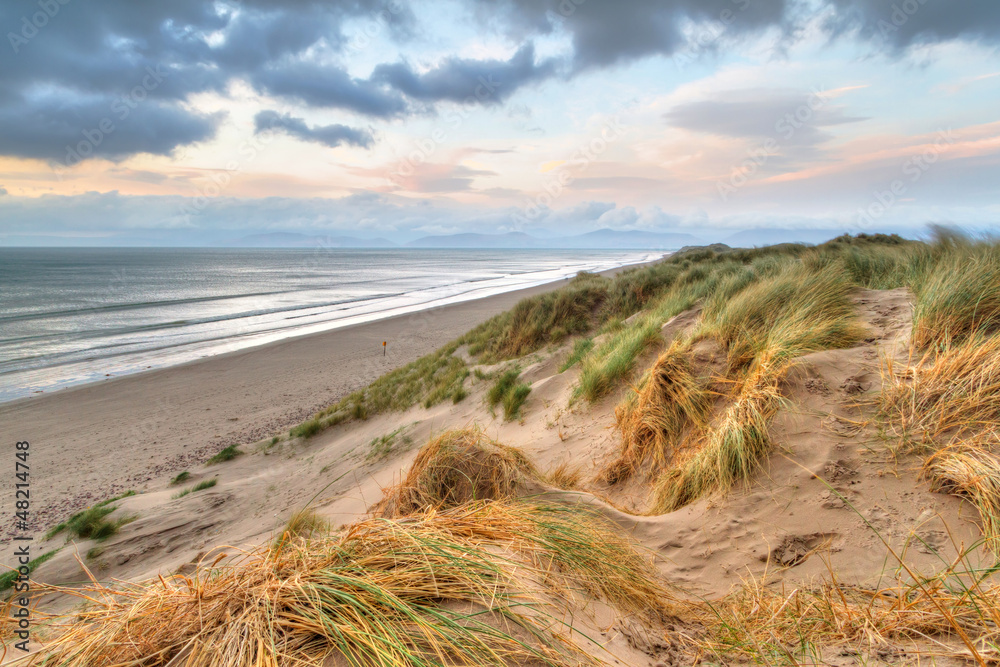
[173,478,218,499]
[0,549,58,591]
[653,354,784,513]
[923,445,1000,553]
[879,335,1000,446]
[460,273,608,361]
[274,508,329,547]
[290,418,323,439]
[546,461,583,490]
[558,337,593,372]
[374,428,537,517]
[912,233,1000,348]
[486,368,532,421]
[365,427,411,461]
[206,444,242,465]
[604,340,710,485]
[302,343,469,439]
[169,471,190,486]
[576,321,662,402]
[687,553,1000,664]
[30,501,671,666]
[701,263,866,370]
[47,503,136,542]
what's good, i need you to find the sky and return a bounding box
[0,0,998,245]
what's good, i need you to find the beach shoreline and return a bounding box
[0,257,662,540]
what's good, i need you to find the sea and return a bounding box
[0,248,661,403]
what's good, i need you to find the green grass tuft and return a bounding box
[558,337,593,372]
[486,368,532,420]
[0,549,59,591]
[206,445,242,465]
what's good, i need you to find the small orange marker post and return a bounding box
[383,341,386,356]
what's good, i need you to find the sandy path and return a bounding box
[0,265,645,541]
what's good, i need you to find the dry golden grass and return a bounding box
[274,508,329,547]
[686,563,1000,664]
[878,335,1000,445]
[604,340,710,485]
[547,460,584,490]
[876,335,1000,554]
[924,443,1000,554]
[651,354,785,514]
[27,502,673,666]
[373,428,537,518]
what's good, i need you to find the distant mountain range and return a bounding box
[224,229,706,249]
[221,228,874,250]
[221,232,396,248]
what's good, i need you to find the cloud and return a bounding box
[250,63,409,117]
[595,205,680,230]
[384,162,498,193]
[476,0,788,70]
[478,0,1000,71]
[1,0,994,165]
[371,44,558,103]
[664,88,867,146]
[0,94,223,162]
[824,0,1000,50]
[254,111,374,148]
[0,186,7,195]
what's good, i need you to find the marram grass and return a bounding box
[27,501,673,667]
[373,427,537,517]
[652,353,785,513]
[604,339,709,485]
[924,443,1000,554]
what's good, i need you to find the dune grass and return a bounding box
[486,367,532,420]
[461,272,609,361]
[597,253,865,510]
[0,549,59,592]
[47,502,136,542]
[206,444,242,465]
[687,555,1000,664]
[604,339,710,484]
[365,427,411,461]
[546,461,583,490]
[30,501,671,667]
[172,478,218,499]
[912,234,1000,349]
[924,444,1000,553]
[274,508,329,547]
[879,335,1000,446]
[700,262,867,370]
[169,471,190,486]
[576,320,663,403]
[558,337,593,372]
[652,354,785,513]
[650,262,865,510]
[374,428,537,517]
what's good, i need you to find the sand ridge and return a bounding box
[13,282,992,664]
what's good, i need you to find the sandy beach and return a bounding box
[0,262,650,542]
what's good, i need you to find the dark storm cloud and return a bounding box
[478,0,1000,69]
[824,0,1000,49]
[1,0,996,163]
[0,94,223,162]
[254,111,374,148]
[251,64,409,117]
[371,44,556,103]
[476,0,789,70]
